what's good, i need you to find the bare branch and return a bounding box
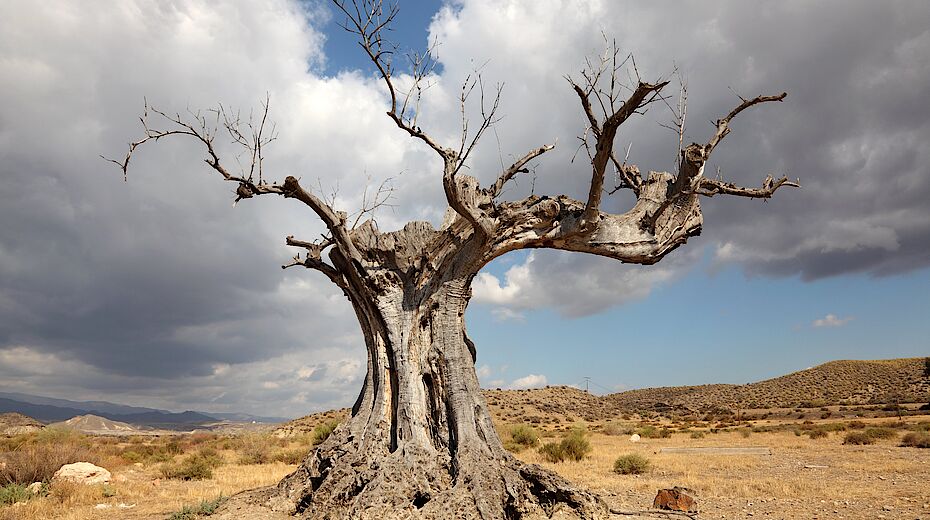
[283,235,345,287]
[489,143,555,198]
[705,91,787,154]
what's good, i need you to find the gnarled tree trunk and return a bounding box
[267,227,607,519]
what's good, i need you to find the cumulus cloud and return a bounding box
[473,251,690,317]
[812,314,853,328]
[1,0,928,416]
[508,374,547,390]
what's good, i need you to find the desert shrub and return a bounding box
[820,412,832,419]
[509,424,539,449]
[847,420,866,429]
[560,429,592,461]
[636,425,671,439]
[864,427,897,440]
[914,422,930,432]
[900,432,930,448]
[0,484,31,506]
[311,420,340,446]
[843,432,874,445]
[0,441,99,485]
[739,429,751,438]
[924,357,930,377]
[601,422,632,436]
[807,429,828,439]
[167,496,228,520]
[690,431,705,439]
[161,450,223,481]
[237,434,273,465]
[537,442,565,463]
[272,448,307,465]
[613,453,651,475]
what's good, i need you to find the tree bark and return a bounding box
[266,244,607,519]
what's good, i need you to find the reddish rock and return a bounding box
[653,487,697,512]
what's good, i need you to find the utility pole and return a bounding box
[583,377,591,393]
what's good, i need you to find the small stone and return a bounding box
[26,482,42,494]
[881,505,894,511]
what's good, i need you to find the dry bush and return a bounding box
[900,432,930,448]
[690,431,705,439]
[847,420,866,429]
[237,434,273,465]
[161,449,224,481]
[807,429,828,439]
[843,432,874,445]
[613,453,651,475]
[272,448,307,464]
[601,422,632,436]
[0,432,99,485]
[863,427,897,440]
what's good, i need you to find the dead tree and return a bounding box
[108,2,797,518]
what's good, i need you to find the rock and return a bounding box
[53,462,111,485]
[653,487,697,512]
[629,433,641,442]
[26,482,42,494]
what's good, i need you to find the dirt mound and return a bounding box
[0,412,43,435]
[51,414,137,434]
[483,385,624,430]
[607,358,930,412]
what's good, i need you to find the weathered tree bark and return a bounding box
[108,2,799,518]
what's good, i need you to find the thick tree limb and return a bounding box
[696,174,800,198]
[579,80,668,224]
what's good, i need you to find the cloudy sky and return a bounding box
[1,1,928,418]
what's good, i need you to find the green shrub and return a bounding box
[509,424,539,449]
[864,427,897,440]
[537,442,565,463]
[900,432,930,448]
[311,420,340,446]
[560,428,592,461]
[167,496,228,520]
[0,483,32,505]
[636,425,672,439]
[613,453,651,475]
[843,432,874,445]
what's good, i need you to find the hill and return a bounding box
[0,392,288,429]
[0,412,43,435]
[606,358,930,413]
[274,358,930,436]
[51,414,137,434]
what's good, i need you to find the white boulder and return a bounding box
[52,462,111,484]
[629,433,641,443]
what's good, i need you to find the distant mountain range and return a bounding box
[0,392,288,429]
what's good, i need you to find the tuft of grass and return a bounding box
[167,496,228,520]
[0,483,32,505]
[613,453,651,475]
[807,429,828,439]
[311,420,340,446]
[236,434,272,465]
[900,431,930,448]
[690,431,705,439]
[537,427,591,463]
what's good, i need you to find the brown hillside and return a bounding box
[275,358,929,436]
[607,358,930,412]
[0,412,43,435]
